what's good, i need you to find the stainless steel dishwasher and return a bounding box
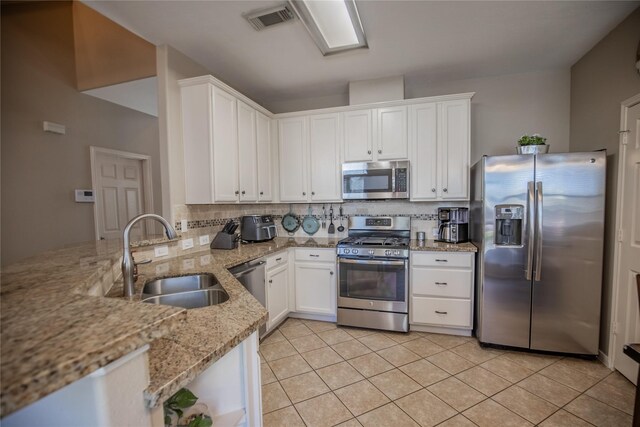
[230,259,267,338]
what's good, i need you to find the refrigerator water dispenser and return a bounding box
[494,205,523,246]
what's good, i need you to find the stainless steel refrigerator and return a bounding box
[470,152,606,355]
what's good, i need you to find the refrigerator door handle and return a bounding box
[535,182,543,281]
[526,181,535,280]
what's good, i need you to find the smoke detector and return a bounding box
[244,4,295,31]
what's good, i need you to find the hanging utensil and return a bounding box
[328,204,335,234]
[302,206,320,235]
[282,204,300,235]
[322,204,326,229]
[337,206,345,232]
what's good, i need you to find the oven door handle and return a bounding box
[338,257,406,267]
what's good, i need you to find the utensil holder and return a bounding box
[210,232,238,250]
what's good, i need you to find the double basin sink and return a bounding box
[141,274,229,309]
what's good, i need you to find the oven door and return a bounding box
[337,257,408,313]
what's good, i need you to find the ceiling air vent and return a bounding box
[244,4,295,31]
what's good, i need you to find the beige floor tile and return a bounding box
[318,328,354,345]
[384,331,423,344]
[369,368,422,400]
[263,405,305,427]
[336,419,363,427]
[402,338,446,358]
[556,357,612,380]
[400,359,450,387]
[455,366,510,396]
[436,414,477,427]
[480,356,534,383]
[502,351,560,372]
[261,330,287,345]
[463,399,532,427]
[492,385,558,424]
[427,350,475,375]
[280,323,314,339]
[332,339,372,360]
[427,377,487,412]
[348,352,395,377]
[303,320,337,333]
[585,377,635,415]
[359,333,398,351]
[565,394,632,426]
[295,392,353,427]
[450,341,501,365]
[289,333,327,353]
[538,362,600,392]
[396,389,457,426]
[262,382,292,413]
[602,371,636,391]
[377,345,421,367]
[357,402,420,427]
[316,360,365,389]
[282,317,304,327]
[301,346,344,369]
[334,379,390,416]
[424,333,469,349]
[516,373,579,406]
[269,354,312,380]
[280,371,331,403]
[260,340,298,362]
[261,362,278,385]
[538,409,592,427]
[342,327,376,339]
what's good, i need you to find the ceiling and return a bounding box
[84,1,638,110]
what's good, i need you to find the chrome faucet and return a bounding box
[122,213,178,298]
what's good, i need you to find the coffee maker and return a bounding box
[436,207,469,243]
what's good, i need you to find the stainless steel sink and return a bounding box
[142,288,229,309]
[142,274,218,296]
[141,274,229,309]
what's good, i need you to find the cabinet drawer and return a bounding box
[265,251,288,270]
[412,268,472,298]
[295,248,335,263]
[411,297,471,328]
[411,252,473,268]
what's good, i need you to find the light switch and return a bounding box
[180,219,188,232]
[155,263,169,274]
[432,227,439,237]
[182,258,195,269]
[181,238,194,250]
[154,245,169,257]
[199,235,210,246]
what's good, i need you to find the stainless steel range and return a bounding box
[337,216,410,332]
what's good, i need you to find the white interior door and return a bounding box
[94,152,146,240]
[613,101,640,383]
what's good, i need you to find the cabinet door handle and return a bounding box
[435,310,448,315]
[435,282,448,286]
[275,257,282,262]
[435,259,448,262]
[378,149,382,154]
[303,192,306,196]
[260,191,264,195]
[269,279,273,284]
[431,188,436,193]
[312,191,315,196]
[367,150,372,155]
[443,188,448,193]
[330,271,334,275]
[235,190,239,195]
[310,254,320,258]
[241,190,246,195]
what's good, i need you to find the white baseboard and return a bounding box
[599,350,613,369]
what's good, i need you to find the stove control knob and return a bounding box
[368,250,375,255]
[394,250,400,255]
[352,249,359,255]
[385,249,392,256]
[344,249,350,254]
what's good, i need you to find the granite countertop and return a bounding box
[0,234,469,417]
[409,239,477,252]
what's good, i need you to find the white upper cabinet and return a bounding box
[438,100,470,200]
[256,112,273,202]
[343,109,373,162]
[211,87,239,203]
[410,98,470,201]
[342,106,408,162]
[377,106,408,160]
[237,100,258,202]
[308,113,342,202]
[278,117,308,202]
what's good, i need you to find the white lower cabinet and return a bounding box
[410,251,475,336]
[266,261,289,331]
[294,249,336,316]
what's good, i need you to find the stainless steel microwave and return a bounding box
[342,161,409,200]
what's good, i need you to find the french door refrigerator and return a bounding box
[470,152,606,355]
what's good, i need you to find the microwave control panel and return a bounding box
[395,168,408,192]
